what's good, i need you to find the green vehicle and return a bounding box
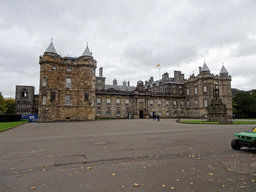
[231,128,256,150]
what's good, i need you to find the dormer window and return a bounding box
[67,67,72,72]
[52,65,57,70]
[22,89,27,98]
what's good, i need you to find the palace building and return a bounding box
[15,41,232,122]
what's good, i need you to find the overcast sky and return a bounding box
[1,0,256,98]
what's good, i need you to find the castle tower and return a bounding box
[38,40,97,122]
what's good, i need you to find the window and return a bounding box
[159,113,162,117]
[150,100,153,107]
[173,100,177,108]
[204,99,208,107]
[195,100,198,108]
[125,99,129,107]
[166,112,170,116]
[93,81,95,89]
[174,112,177,116]
[106,111,111,116]
[203,86,207,93]
[116,99,120,107]
[179,90,182,95]
[158,100,161,107]
[195,87,197,95]
[22,89,27,98]
[67,67,71,72]
[52,65,57,70]
[187,89,189,95]
[107,98,111,106]
[66,77,71,88]
[187,101,190,108]
[50,92,56,101]
[96,111,101,116]
[42,77,47,86]
[84,93,89,101]
[66,95,71,105]
[42,96,46,105]
[92,96,94,106]
[181,101,184,108]
[116,111,120,116]
[166,101,169,107]
[203,80,207,83]
[97,98,101,106]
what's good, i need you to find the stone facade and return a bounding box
[38,42,96,122]
[15,85,38,114]
[25,41,232,122]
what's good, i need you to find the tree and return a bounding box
[0,93,6,114]
[233,91,256,118]
[4,98,15,114]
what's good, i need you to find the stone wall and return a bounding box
[38,54,96,122]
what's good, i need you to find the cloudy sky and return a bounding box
[1,0,256,98]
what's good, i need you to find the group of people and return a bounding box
[152,113,160,122]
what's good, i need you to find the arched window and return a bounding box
[22,89,27,98]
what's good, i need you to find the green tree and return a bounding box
[233,91,256,118]
[4,98,15,114]
[0,93,6,114]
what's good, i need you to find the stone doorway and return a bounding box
[139,110,144,119]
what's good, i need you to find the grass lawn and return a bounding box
[179,120,256,124]
[0,120,28,132]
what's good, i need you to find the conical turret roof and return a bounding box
[81,44,92,57]
[201,62,210,72]
[44,40,58,55]
[220,65,228,74]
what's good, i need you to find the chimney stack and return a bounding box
[99,67,103,77]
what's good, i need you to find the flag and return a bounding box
[156,64,160,67]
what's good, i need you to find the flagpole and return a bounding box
[159,65,160,80]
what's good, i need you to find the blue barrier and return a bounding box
[22,114,38,120]
[28,115,38,123]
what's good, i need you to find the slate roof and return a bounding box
[220,65,229,74]
[45,41,58,54]
[201,63,210,72]
[82,45,92,57]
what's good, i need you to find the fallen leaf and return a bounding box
[197,157,200,159]
[70,173,72,175]
[193,167,195,169]
[240,186,246,189]
[181,170,185,172]
[222,185,225,187]
[162,185,166,187]
[242,182,246,185]
[176,179,180,182]
[122,185,125,188]
[6,186,10,188]
[156,156,159,159]
[75,172,78,174]
[87,167,91,170]
[41,169,45,172]
[81,167,83,169]
[123,166,126,168]
[112,173,115,176]
[227,169,231,171]
[62,170,65,172]
[190,183,193,185]
[170,187,175,190]
[17,175,21,177]
[208,173,213,176]
[228,178,232,181]
[145,173,148,175]
[241,178,244,181]
[251,180,256,183]
[40,165,45,168]
[133,183,139,187]
[30,169,32,171]
[190,148,192,149]
[143,167,146,168]
[104,147,106,148]
[30,186,36,189]
[135,157,137,159]
[11,168,14,170]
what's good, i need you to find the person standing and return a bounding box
[157,115,160,122]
